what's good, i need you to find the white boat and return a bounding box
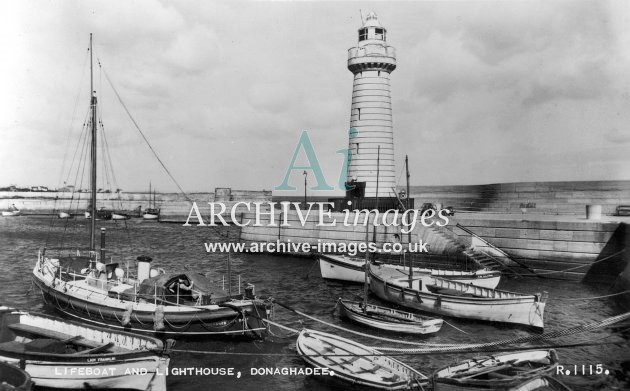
[2,204,21,217]
[111,212,130,220]
[318,253,501,289]
[296,329,429,390]
[143,211,159,220]
[0,306,168,390]
[433,350,559,391]
[143,182,160,220]
[338,299,442,335]
[58,212,71,219]
[508,375,572,391]
[369,263,546,330]
[32,34,272,339]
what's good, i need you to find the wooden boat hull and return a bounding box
[318,254,501,289]
[369,264,545,330]
[338,299,442,334]
[296,329,428,390]
[0,354,167,390]
[0,361,32,390]
[508,375,572,391]
[433,350,559,391]
[0,307,168,390]
[33,261,270,339]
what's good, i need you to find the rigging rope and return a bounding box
[98,61,192,203]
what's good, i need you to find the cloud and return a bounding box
[1,0,629,191]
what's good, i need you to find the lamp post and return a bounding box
[303,170,308,207]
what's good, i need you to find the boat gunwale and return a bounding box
[339,299,442,325]
[432,349,559,388]
[296,329,428,390]
[371,265,538,302]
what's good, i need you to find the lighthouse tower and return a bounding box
[346,12,396,199]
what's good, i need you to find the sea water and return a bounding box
[0,216,627,390]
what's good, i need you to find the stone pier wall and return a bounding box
[410,180,630,216]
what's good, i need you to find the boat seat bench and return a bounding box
[8,323,106,349]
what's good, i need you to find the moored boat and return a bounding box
[0,361,32,391]
[111,212,130,220]
[369,263,546,330]
[143,183,160,220]
[296,328,429,390]
[2,205,21,217]
[33,254,271,339]
[58,211,71,219]
[32,34,272,341]
[318,253,501,289]
[338,299,442,335]
[433,350,559,391]
[508,375,573,391]
[0,306,168,390]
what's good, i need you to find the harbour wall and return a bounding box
[0,190,271,217]
[447,215,628,281]
[239,210,629,281]
[410,180,630,216]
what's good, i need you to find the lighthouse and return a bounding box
[346,12,397,199]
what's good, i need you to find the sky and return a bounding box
[1,0,629,195]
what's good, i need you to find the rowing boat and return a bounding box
[0,306,168,390]
[369,263,546,329]
[296,329,428,390]
[318,253,501,288]
[433,350,559,390]
[338,299,442,335]
[508,375,573,391]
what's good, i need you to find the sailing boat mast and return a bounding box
[372,146,380,243]
[365,146,380,309]
[89,33,98,253]
[405,155,413,288]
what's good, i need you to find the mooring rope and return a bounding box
[166,338,623,357]
[274,301,630,351]
[535,249,626,275]
[374,311,630,353]
[274,302,460,347]
[562,289,630,301]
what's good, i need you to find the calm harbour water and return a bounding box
[0,216,628,390]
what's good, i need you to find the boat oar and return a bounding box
[455,361,518,379]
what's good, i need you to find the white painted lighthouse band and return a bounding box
[346,12,397,199]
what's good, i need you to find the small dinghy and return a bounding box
[296,329,428,390]
[0,361,32,390]
[2,205,21,217]
[433,350,559,391]
[0,306,169,390]
[111,212,130,220]
[508,375,573,391]
[338,299,442,335]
